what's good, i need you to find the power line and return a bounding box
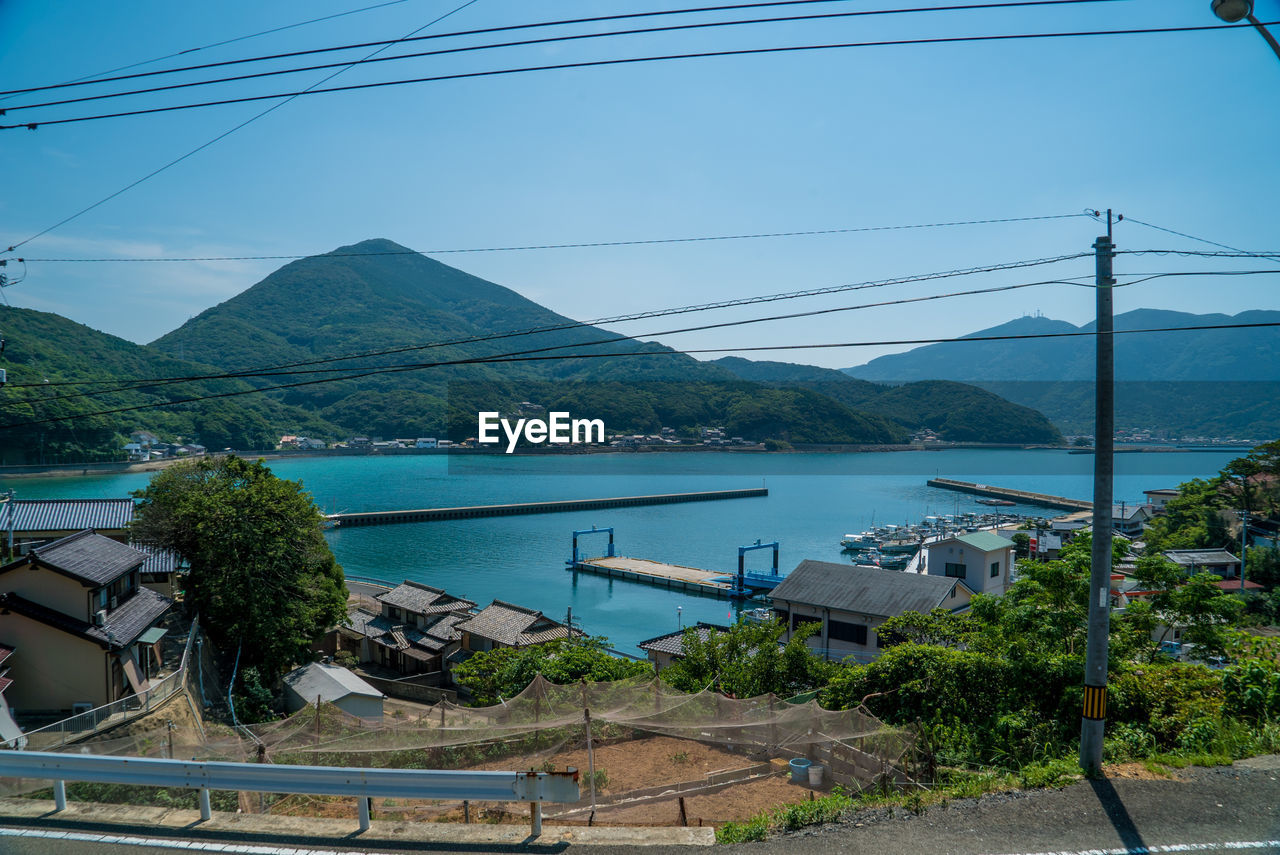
[0,273,1101,406]
[1120,217,1280,264]
[0,0,1122,99]
[4,320,1278,431]
[0,0,481,255]
[4,1,1132,114]
[5,20,1271,132]
[6,251,1094,389]
[0,0,419,103]
[16,213,1091,263]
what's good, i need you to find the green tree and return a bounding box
[1011,532,1031,560]
[451,637,652,706]
[659,619,836,699]
[130,455,347,677]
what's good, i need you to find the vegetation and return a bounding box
[450,636,653,706]
[658,618,837,698]
[130,456,347,678]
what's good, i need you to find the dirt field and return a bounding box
[266,734,819,827]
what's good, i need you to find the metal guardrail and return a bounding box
[0,750,580,832]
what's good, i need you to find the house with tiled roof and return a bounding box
[337,581,475,677]
[2,498,135,555]
[637,622,730,671]
[0,530,173,714]
[456,600,581,653]
[1162,548,1242,580]
[0,642,20,747]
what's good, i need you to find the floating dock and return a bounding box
[926,478,1091,511]
[327,488,768,527]
[574,557,739,597]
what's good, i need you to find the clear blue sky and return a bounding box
[1,0,1277,368]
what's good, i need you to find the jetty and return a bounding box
[926,478,1091,511]
[326,487,768,527]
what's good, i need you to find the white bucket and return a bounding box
[807,763,824,787]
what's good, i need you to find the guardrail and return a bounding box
[0,750,580,832]
[9,619,199,749]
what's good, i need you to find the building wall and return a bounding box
[0,567,92,621]
[925,542,1014,596]
[0,613,108,712]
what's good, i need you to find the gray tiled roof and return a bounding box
[0,587,171,649]
[6,530,147,587]
[131,543,183,576]
[638,623,730,656]
[424,613,465,644]
[376,581,474,616]
[456,600,579,647]
[1163,549,1240,566]
[768,560,966,619]
[2,499,134,533]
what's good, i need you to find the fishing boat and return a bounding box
[976,498,1016,507]
[841,532,881,550]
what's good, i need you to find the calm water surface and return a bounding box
[3,449,1237,654]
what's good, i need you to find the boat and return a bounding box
[742,607,775,624]
[976,498,1016,507]
[841,532,881,550]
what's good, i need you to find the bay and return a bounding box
[1,448,1238,654]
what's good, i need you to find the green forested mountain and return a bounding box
[0,240,1068,458]
[0,308,341,464]
[713,358,1064,444]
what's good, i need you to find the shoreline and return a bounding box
[0,442,1243,481]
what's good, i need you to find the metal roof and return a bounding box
[950,531,1015,553]
[284,662,382,703]
[2,499,134,533]
[1163,549,1240,566]
[3,530,147,587]
[769,560,966,618]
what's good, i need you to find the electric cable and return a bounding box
[5,20,1270,132]
[4,320,1278,430]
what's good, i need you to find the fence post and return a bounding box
[530,800,542,837]
[53,780,66,812]
[199,788,211,821]
[358,795,371,831]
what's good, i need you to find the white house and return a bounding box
[924,530,1016,596]
[415,438,438,449]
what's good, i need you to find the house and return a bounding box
[0,643,23,748]
[129,431,159,448]
[1143,489,1180,512]
[0,531,173,714]
[283,662,384,719]
[1162,548,1242,580]
[1112,503,1154,538]
[415,438,438,449]
[636,622,729,671]
[122,442,150,462]
[337,582,475,677]
[131,544,185,599]
[1,498,135,556]
[924,530,1016,596]
[455,600,581,653]
[768,560,973,661]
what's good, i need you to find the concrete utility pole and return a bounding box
[1080,213,1116,775]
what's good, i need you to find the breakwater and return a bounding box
[327,488,769,527]
[926,478,1091,511]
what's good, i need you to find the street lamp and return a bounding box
[1211,0,1280,61]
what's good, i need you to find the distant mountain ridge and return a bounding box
[842,310,1280,438]
[0,239,1070,459]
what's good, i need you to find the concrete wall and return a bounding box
[356,671,457,705]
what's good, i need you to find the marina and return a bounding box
[567,529,782,599]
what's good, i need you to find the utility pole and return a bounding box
[1080,211,1116,775]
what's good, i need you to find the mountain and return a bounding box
[0,308,341,464]
[842,310,1280,438]
[712,358,1064,444]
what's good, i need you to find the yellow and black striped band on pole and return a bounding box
[1082,684,1107,720]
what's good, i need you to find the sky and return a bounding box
[1,0,1278,369]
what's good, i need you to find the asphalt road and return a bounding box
[3,757,1279,855]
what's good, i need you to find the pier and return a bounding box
[926,478,1091,511]
[326,487,768,527]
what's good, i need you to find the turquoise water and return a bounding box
[1,449,1237,654]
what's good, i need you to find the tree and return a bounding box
[130,455,348,677]
[451,637,652,706]
[659,619,835,698]
[1011,532,1031,560]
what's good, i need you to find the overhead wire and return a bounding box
[0,0,482,255]
[2,1,1134,114]
[4,20,1272,132]
[0,0,1125,99]
[4,320,1278,430]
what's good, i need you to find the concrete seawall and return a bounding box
[327,488,769,527]
[926,478,1091,511]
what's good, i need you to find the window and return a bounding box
[944,562,966,578]
[774,610,789,628]
[388,606,401,621]
[990,561,1000,578]
[828,620,868,645]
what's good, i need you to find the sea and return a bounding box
[1,448,1239,655]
